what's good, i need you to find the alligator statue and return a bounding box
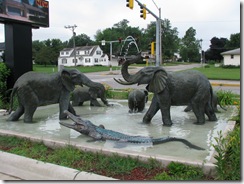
[60,110,204,150]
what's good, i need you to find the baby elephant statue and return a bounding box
[7,68,105,123]
[71,84,111,107]
[128,89,148,113]
[184,91,227,113]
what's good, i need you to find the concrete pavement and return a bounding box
[0,151,116,180]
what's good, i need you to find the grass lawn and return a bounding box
[33,64,240,80]
[189,65,240,80]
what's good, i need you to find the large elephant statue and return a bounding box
[7,68,104,123]
[114,54,217,126]
[184,91,227,113]
[128,89,148,113]
[71,84,111,107]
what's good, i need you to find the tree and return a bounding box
[94,19,141,56]
[161,19,180,62]
[32,40,45,61]
[179,27,201,62]
[225,33,240,50]
[35,46,56,66]
[67,33,94,48]
[205,37,228,62]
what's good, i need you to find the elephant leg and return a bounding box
[205,102,218,121]
[68,103,76,115]
[137,101,145,112]
[7,105,24,121]
[90,99,102,107]
[24,105,37,123]
[191,102,206,125]
[184,104,192,112]
[156,91,173,126]
[59,97,75,119]
[143,96,159,124]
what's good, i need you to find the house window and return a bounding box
[66,51,69,55]
[85,58,90,63]
[231,55,234,59]
[96,50,101,55]
[85,50,89,55]
[62,59,67,64]
[76,51,79,55]
[94,58,98,63]
[61,52,64,55]
[72,59,78,63]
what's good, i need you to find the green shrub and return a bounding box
[0,62,10,108]
[154,162,204,180]
[213,127,241,180]
[216,90,236,106]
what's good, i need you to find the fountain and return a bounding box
[0,100,237,172]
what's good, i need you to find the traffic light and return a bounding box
[140,4,146,19]
[148,42,155,55]
[151,42,155,55]
[126,0,133,9]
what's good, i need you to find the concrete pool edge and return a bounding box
[0,120,236,178]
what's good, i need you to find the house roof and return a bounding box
[221,48,240,55]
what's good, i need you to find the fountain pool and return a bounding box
[0,99,237,173]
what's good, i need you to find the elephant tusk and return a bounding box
[113,78,136,85]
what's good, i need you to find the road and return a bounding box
[85,62,240,95]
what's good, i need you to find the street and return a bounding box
[85,62,240,95]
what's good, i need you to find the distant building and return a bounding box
[221,48,240,66]
[58,45,109,66]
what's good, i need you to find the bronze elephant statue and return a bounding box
[114,54,217,126]
[7,68,105,123]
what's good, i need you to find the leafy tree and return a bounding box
[205,37,228,62]
[94,19,141,56]
[179,27,201,62]
[35,46,56,66]
[67,33,94,48]
[161,19,180,62]
[32,40,45,61]
[225,33,240,50]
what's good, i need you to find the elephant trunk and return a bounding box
[114,54,143,85]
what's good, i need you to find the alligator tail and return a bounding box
[152,137,205,150]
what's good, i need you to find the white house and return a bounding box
[58,45,109,66]
[221,48,240,66]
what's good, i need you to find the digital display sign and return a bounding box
[0,0,49,27]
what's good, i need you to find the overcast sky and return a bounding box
[0,0,240,50]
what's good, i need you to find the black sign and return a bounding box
[0,0,49,28]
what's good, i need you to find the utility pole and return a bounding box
[65,24,77,66]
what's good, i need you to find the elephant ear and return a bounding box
[146,69,168,93]
[61,69,75,92]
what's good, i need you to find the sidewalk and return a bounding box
[0,151,116,180]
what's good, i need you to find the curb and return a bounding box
[210,82,240,87]
[0,151,116,180]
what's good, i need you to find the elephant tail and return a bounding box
[209,85,215,112]
[152,137,205,150]
[7,87,17,114]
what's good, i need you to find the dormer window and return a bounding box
[85,50,89,54]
